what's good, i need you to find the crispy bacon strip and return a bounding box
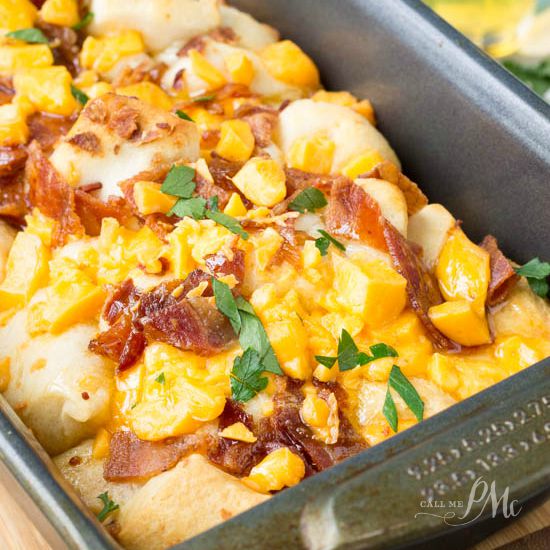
[325,178,387,250]
[90,274,237,370]
[234,104,278,148]
[383,220,460,352]
[205,249,245,282]
[209,380,366,478]
[480,235,519,306]
[360,160,428,215]
[285,167,348,195]
[74,190,134,236]
[104,431,205,482]
[25,141,84,246]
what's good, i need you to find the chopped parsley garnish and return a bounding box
[205,204,249,240]
[161,165,196,198]
[230,348,268,403]
[192,94,216,103]
[70,84,89,105]
[315,230,345,256]
[73,12,94,31]
[161,166,248,239]
[96,492,119,522]
[213,279,283,401]
[176,110,194,122]
[212,277,241,333]
[155,372,166,384]
[288,187,327,213]
[315,329,397,371]
[514,258,550,298]
[383,365,424,432]
[6,28,48,44]
[383,388,398,432]
[168,197,206,219]
[503,59,550,97]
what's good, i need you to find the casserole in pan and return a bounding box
[0,0,549,549]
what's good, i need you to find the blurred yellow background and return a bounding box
[424,0,550,100]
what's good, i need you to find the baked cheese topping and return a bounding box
[0,1,548,548]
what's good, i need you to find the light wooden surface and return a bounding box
[0,476,548,550]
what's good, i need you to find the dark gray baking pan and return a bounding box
[1,1,549,549]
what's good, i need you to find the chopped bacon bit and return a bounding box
[104,431,206,482]
[90,276,237,370]
[68,456,82,466]
[234,104,278,148]
[111,60,167,88]
[326,178,387,250]
[103,278,139,325]
[209,379,366,477]
[74,190,134,236]
[480,235,519,306]
[382,220,460,352]
[36,22,80,75]
[173,68,186,91]
[68,131,101,153]
[144,213,176,240]
[360,161,428,215]
[28,112,74,153]
[78,182,103,193]
[0,173,27,223]
[108,105,140,140]
[0,77,14,106]
[0,147,27,177]
[177,36,207,57]
[83,99,108,124]
[285,167,348,195]
[205,249,245,283]
[193,166,232,207]
[25,141,84,246]
[81,392,90,400]
[201,128,220,149]
[208,27,238,45]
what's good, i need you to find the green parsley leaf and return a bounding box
[212,278,241,333]
[168,197,206,219]
[514,258,550,298]
[337,329,360,371]
[155,372,165,384]
[288,187,327,213]
[192,94,216,103]
[503,59,550,97]
[161,165,196,198]
[515,258,550,279]
[388,365,424,422]
[236,297,283,375]
[230,348,268,402]
[70,84,89,105]
[315,230,345,256]
[6,28,49,44]
[383,389,398,432]
[315,236,330,257]
[176,110,194,122]
[205,208,249,240]
[73,12,94,31]
[212,286,283,376]
[528,277,549,299]
[96,492,119,522]
[369,343,399,359]
[316,330,398,371]
[315,355,337,368]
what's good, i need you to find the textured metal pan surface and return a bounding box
[0,1,548,549]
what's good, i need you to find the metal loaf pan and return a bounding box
[0,1,549,549]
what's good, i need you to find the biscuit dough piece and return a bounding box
[50,94,200,201]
